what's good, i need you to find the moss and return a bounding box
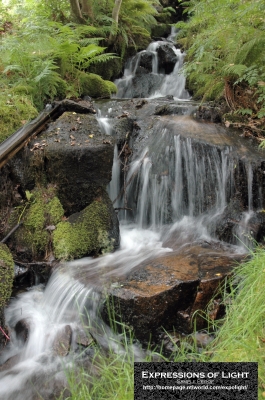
[0,243,14,310]
[78,72,112,98]
[0,91,38,143]
[53,199,114,260]
[15,186,64,257]
[105,80,117,95]
[55,77,68,99]
[89,58,123,81]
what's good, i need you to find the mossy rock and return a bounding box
[14,186,64,258]
[0,243,14,311]
[105,80,117,95]
[53,196,119,260]
[0,92,38,144]
[89,58,123,81]
[151,23,171,38]
[78,72,115,99]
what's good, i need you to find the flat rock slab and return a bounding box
[10,112,115,214]
[104,243,245,338]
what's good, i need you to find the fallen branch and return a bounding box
[0,326,10,340]
[1,222,23,244]
[14,260,57,268]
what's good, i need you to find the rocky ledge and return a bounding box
[102,242,246,340]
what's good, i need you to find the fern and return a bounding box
[222,64,248,79]
[176,0,265,117]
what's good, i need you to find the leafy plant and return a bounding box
[177,0,265,119]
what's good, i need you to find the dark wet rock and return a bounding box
[75,327,94,348]
[9,112,115,215]
[215,196,265,245]
[15,319,30,343]
[53,325,72,357]
[112,116,135,145]
[157,44,178,74]
[195,105,224,123]
[0,354,20,372]
[135,99,148,109]
[55,98,97,114]
[138,52,153,72]
[154,103,192,115]
[102,244,245,339]
[122,74,163,99]
[160,330,214,358]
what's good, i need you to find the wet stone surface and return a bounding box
[103,243,246,339]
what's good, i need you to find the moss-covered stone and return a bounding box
[0,243,14,310]
[78,72,113,98]
[15,186,64,258]
[0,91,38,143]
[89,58,122,81]
[53,199,115,260]
[105,80,117,95]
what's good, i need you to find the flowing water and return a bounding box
[0,34,263,399]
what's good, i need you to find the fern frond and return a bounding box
[236,36,265,65]
[80,53,119,70]
[222,64,248,78]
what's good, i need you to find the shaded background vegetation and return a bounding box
[0,0,264,140]
[0,0,183,142]
[177,0,265,137]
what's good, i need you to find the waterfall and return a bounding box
[96,107,113,135]
[117,124,234,234]
[108,144,120,208]
[0,32,262,399]
[114,37,190,100]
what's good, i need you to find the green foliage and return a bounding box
[177,0,265,117]
[111,0,159,54]
[0,90,38,143]
[0,243,14,311]
[210,247,265,396]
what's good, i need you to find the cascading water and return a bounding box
[119,128,234,229]
[114,34,190,100]
[0,32,263,400]
[96,107,113,136]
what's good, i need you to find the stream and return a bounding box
[0,31,263,399]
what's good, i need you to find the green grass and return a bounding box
[62,353,134,400]
[210,247,265,397]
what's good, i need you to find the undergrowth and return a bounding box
[177,0,265,137]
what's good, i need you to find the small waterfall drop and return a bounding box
[117,124,234,235]
[108,144,120,208]
[96,107,113,135]
[115,35,190,100]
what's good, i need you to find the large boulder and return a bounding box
[2,109,120,262]
[53,189,120,260]
[157,43,178,74]
[102,243,245,339]
[9,112,115,215]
